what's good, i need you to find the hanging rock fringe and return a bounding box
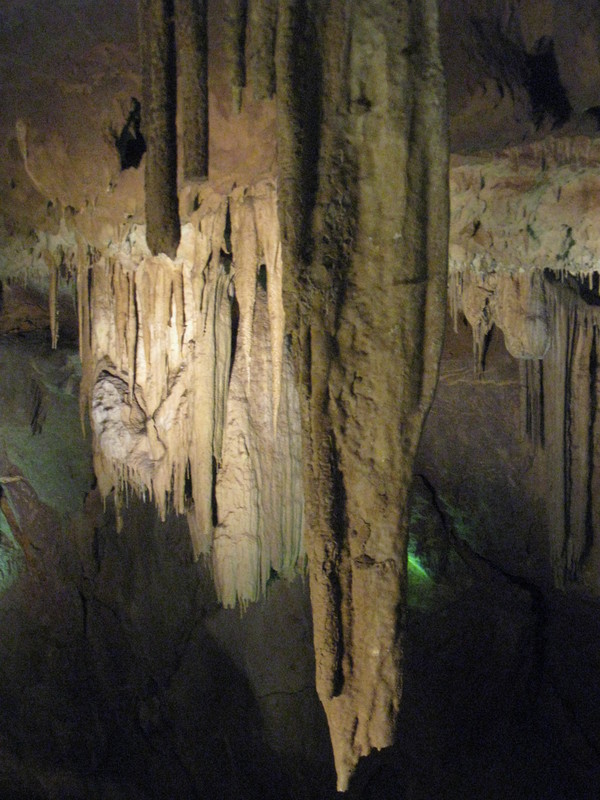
[523,276,600,590]
[79,183,303,608]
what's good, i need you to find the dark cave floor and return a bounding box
[0,325,599,800]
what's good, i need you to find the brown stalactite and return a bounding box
[138,0,180,257]
[529,278,600,587]
[174,0,209,182]
[246,0,277,99]
[277,0,448,790]
[223,0,248,112]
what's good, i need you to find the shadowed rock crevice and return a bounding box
[525,37,572,129]
[112,98,146,171]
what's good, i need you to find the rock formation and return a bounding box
[276,1,448,787]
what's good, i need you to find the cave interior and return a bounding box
[0,1,600,798]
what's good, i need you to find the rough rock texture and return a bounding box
[277,0,448,788]
[449,139,600,277]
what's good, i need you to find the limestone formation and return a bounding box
[448,135,600,597]
[88,1,447,787]
[77,181,303,609]
[4,1,600,798]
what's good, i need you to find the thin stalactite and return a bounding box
[223,0,248,112]
[138,0,180,257]
[174,0,209,182]
[246,0,277,99]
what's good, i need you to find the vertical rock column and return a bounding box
[223,0,248,112]
[174,0,209,182]
[139,0,181,257]
[276,0,449,790]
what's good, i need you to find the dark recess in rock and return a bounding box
[525,37,571,129]
[113,97,146,170]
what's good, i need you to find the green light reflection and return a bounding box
[407,552,430,581]
[0,507,24,594]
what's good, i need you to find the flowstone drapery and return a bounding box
[79,183,303,609]
[523,277,600,592]
[452,266,600,596]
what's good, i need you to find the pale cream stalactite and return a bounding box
[230,193,258,390]
[187,199,228,558]
[253,187,284,434]
[77,179,301,606]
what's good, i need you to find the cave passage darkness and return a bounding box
[0,1,599,799]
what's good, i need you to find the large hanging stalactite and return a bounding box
[276,0,449,790]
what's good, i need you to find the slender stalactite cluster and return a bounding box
[453,266,600,595]
[78,184,304,610]
[522,275,600,591]
[276,0,449,790]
